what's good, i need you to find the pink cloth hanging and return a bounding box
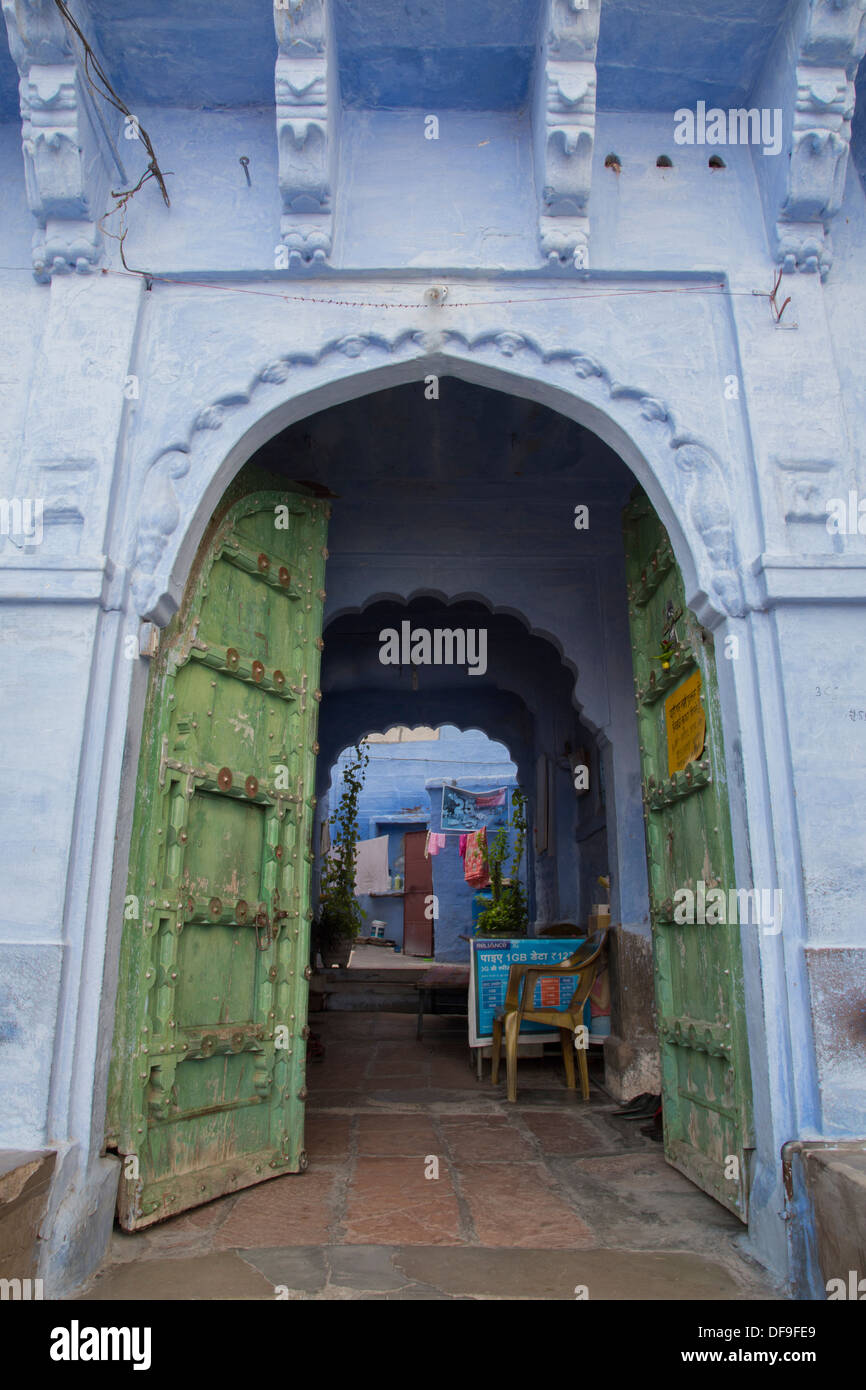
[425,832,447,857]
[464,828,489,888]
[458,834,468,860]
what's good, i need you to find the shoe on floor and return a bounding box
[612,1091,657,1114]
[616,1093,661,1119]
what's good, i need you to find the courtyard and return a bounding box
[79,1012,780,1302]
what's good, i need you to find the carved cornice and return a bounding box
[132,323,743,622]
[274,0,336,266]
[534,0,601,268]
[772,0,866,277]
[2,0,125,280]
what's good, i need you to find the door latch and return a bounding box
[254,908,271,952]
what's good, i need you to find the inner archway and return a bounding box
[313,596,609,951]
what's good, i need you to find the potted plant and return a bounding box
[475,789,529,937]
[315,742,369,967]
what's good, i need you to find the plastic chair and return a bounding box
[491,928,610,1103]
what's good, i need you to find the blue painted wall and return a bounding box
[0,0,864,1297]
[324,725,520,958]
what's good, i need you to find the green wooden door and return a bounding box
[623,490,754,1220]
[107,488,329,1229]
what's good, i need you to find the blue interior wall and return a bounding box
[325,725,519,957]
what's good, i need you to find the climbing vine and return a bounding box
[476,789,529,937]
[317,743,370,942]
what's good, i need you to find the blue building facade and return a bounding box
[323,726,522,958]
[0,0,864,1297]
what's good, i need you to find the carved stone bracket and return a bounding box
[131,324,746,623]
[770,0,866,278]
[274,0,337,266]
[2,0,126,281]
[533,0,601,268]
[672,443,745,617]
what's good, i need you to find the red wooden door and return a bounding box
[403,831,434,956]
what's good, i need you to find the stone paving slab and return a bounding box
[438,1113,536,1161]
[457,1161,596,1248]
[305,1113,353,1160]
[237,1246,329,1294]
[520,1109,631,1154]
[357,1113,440,1155]
[213,1171,337,1249]
[548,1152,743,1251]
[80,1252,275,1301]
[343,1157,463,1245]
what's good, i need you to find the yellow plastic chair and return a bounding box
[491,928,610,1103]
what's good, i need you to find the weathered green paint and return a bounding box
[107,489,328,1229]
[623,491,754,1221]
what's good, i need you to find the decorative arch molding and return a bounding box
[130,325,751,629]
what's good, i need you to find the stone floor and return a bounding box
[78,1012,783,1301]
[346,943,432,969]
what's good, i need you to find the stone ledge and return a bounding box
[0,1149,56,1280]
[800,1144,866,1293]
[602,1033,660,1102]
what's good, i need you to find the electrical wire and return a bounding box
[98,269,738,309]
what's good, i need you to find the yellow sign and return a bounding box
[665,670,706,777]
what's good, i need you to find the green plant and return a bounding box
[317,742,370,944]
[476,789,529,937]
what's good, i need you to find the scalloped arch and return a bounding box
[323,588,585,726]
[320,722,520,801]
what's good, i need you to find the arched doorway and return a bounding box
[104,373,772,1281]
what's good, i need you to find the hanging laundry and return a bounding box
[464,827,489,888]
[352,835,390,896]
[458,834,468,861]
[425,832,447,857]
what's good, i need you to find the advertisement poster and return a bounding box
[441,784,508,831]
[469,937,589,1047]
